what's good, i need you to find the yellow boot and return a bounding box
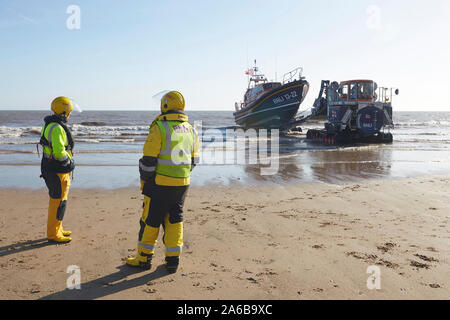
[48,236,72,244]
[126,215,159,270]
[126,252,152,270]
[60,225,72,236]
[126,197,159,270]
[47,198,72,243]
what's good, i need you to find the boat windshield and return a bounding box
[263,83,281,90]
[244,82,282,106]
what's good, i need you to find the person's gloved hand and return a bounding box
[139,157,156,182]
[67,158,75,171]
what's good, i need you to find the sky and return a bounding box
[0,0,449,111]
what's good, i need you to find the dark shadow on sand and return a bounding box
[0,238,53,257]
[39,264,170,300]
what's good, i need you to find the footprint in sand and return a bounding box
[279,214,297,220]
[376,242,397,253]
[252,258,275,265]
[30,286,41,294]
[346,251,378,263]
[256,269,278,277]
[409,260,431,269]
[246,277,259,284]
[376,259,399,269]
[319,222,337,228]
[144,288,157,294]
[413,254,439,263]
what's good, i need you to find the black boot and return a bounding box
[140,252,153,270]
[165,256,179,274]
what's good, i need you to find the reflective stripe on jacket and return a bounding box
[155,120,194,179]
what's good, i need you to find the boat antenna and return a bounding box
[246,43,249,83]
[275,55,278,82]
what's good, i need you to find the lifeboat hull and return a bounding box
[234,80,309,129]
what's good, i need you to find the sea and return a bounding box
[0,110,449,189]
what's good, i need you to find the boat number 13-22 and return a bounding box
[273,91,297,104]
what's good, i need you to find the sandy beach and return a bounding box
[0,175,448,300]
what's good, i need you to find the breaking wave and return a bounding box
[0,124,150,144]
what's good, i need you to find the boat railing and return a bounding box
[376,87,399,103]
[282,67,303,84]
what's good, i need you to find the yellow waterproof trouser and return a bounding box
[137,189,186,258]
[46,173,71,240]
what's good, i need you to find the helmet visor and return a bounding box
[151,90,171,110]
[71,99,83,113]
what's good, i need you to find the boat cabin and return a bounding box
[234,60,283,111]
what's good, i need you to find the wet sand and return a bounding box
[0,176,449,300]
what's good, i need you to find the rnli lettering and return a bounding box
[173,125,190,133]
[273,97,283,104]
[273,90,297,104]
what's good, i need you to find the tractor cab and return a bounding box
[337,80,377,103]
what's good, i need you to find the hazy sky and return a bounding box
[0,0,449,111]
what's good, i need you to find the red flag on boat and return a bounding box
[245,68,254,76]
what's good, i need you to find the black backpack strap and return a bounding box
[39,121,52,147]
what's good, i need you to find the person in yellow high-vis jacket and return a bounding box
[40,97,76,243]
[126,91,200,273]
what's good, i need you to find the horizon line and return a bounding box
[0,108,449,112]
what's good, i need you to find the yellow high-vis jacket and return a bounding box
[40,115,75,174]
[41,123,73,162]
[140,112,200,187]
